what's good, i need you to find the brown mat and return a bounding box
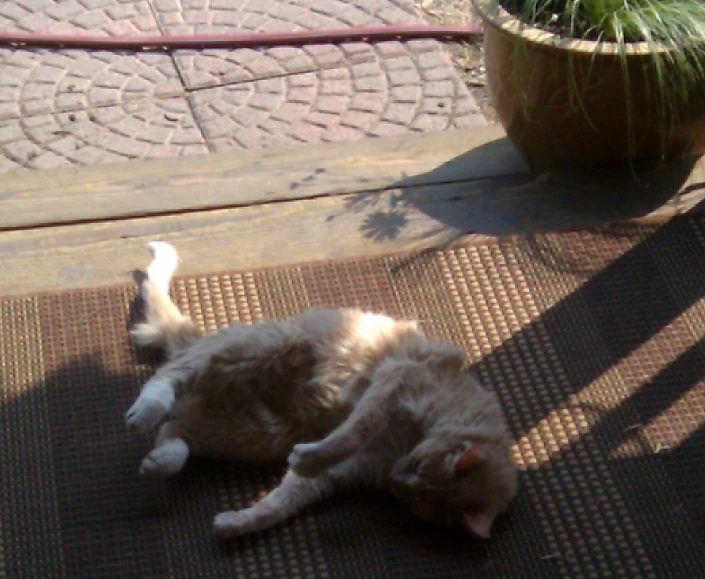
[2,217,705,578]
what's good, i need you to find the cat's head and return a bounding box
[389,429,518,539]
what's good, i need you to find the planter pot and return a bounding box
[472,0,705,173]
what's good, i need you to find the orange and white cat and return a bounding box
[126,242,517,539]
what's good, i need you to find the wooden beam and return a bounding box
[0,125,523,230]
[0,187,466,297]
[3,156,704,297]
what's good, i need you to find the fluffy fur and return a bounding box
[126,242,518,539]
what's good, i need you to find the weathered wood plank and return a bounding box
[3,156,704,297]
[0,125,522,230]
[0,188,464,297]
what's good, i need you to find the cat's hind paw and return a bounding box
[213,510,253,539]
[288,442,328,478]
[140,439,189,478]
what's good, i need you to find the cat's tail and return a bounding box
[131,241,201,358]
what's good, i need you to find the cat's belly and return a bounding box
[171,380,353,463]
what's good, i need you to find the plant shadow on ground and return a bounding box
[343,134,701,246]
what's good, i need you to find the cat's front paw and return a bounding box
[288,442,328,478]
[125,379,174,433]
[125,396,167,433]
[213,510,253,539]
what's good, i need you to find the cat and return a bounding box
[125,241,518,540]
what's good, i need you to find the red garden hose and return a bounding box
[0,24,482,51]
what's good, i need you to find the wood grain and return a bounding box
[3,155,704,297]
[0,125,523,230]
[0,188,465,296]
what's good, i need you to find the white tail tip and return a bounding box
[146,241,179,295]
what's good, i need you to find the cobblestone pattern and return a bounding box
[189,45,483,151]
[0,0,157,35]
[0,0,210,169]
[0,0,485,171]
[0,98,207,170]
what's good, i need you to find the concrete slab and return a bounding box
[0,0,486,171]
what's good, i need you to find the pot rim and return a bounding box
[472,0,668,56]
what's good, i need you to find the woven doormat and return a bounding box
[2,217,705,578]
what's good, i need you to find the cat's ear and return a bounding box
[454,443,485,472]
[461,510,495,539]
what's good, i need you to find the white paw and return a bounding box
[146,241,179,295]
[139,439,189,478]
[213,510,252,539]
[125,397,166,433]
[288,442,326,478]
[125,379,175,433]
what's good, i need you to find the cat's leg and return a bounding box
[139,421,190,478]
[289,359,414,478]
[213,470,333,538]
[125,375,176,433]
[126,327,206,434]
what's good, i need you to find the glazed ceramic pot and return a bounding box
[473,0,705,172]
